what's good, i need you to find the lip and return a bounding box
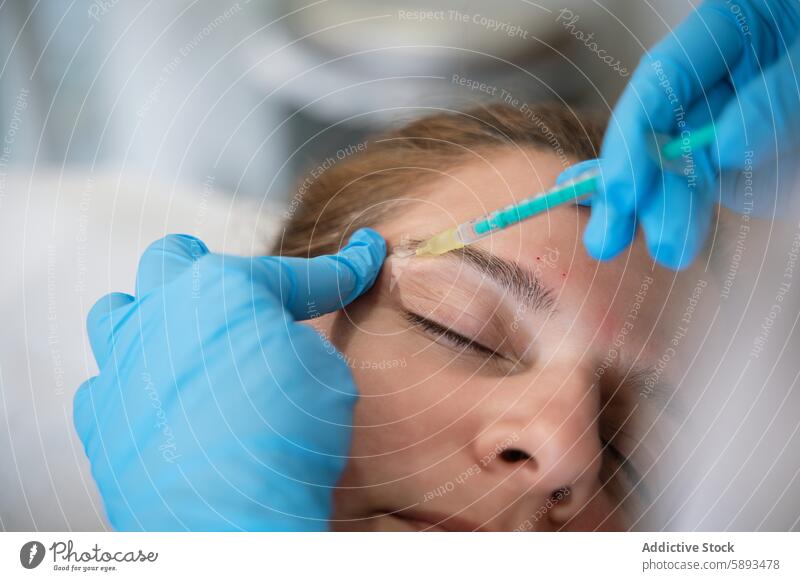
[387,509,487,532]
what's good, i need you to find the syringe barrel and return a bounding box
[457,170,598,244]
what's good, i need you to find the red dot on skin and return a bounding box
[561,272,567,277]
[536,256,541,260]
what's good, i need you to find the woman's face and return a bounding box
[312,147,711,531]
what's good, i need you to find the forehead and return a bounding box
[373,147,684,362]
[378,147,571,247]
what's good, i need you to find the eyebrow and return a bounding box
[407,239,558,315]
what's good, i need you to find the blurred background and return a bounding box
[0,0,690,200]
[9,0,769,532]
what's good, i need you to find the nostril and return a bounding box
[549,487,571,505]
[499,448,532,464]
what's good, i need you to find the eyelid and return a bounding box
[601,437,637,485]
[600,436,650,507]
[403,311,504,359]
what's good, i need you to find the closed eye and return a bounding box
[601,437,641,489]
[598,369,654,504]
[402,311,503,359]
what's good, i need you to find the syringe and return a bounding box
[414,122,717,257]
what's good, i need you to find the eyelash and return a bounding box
[601,437,636,482]
[598,371,655,486]
[403,312,501,359]
[599,394,645,496]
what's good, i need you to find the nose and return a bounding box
[472,362,604,521]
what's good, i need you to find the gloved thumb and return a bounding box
[135,234,210,297]
[716,38,800,170]
[264,227,386,321]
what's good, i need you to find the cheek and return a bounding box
[344,328,487,455]
[346,329,453,418]
[347,367,447,460]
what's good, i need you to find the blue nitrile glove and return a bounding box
[73,228,385,531]
[565,0,800,270]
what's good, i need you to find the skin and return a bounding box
[309,146,718,531]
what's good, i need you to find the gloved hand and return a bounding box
[565,0,800,269]
[74,229,386,531]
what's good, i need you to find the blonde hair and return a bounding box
[276,103,605,257]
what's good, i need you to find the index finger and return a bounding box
[263,228,386,321]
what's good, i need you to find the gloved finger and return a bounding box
[656,82,733,176]
[556,159,601,207]
[716,38,800,170]
[556,159,601,185]
[87,292,135,369]
[598,83,728,259]
[639,166,716,270]
[600,87,660,220]
[73,376,98,449]
[582,180,637,262]
[644,5,744,110]
[136,234,210,297]
[684,80,734,130]
[601,4,744,225]
[263,228,386,321]
[556,159,636,260]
